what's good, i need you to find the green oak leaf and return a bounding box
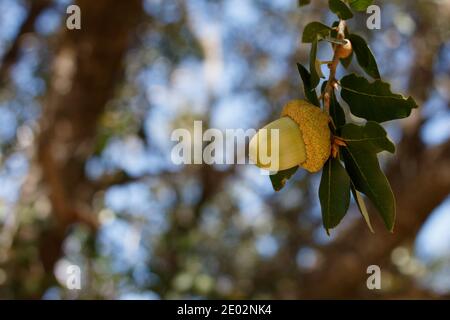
[315,59,326,79]
[340,74,418,123]
[348,33,380,79]
[330,91,346,129]
[319,157,351,234]
[329,0,354,20]
[348,0,373,11]
[270,166,299,191]
[351,183,375,233]
[302,22,332,43]
[341,121,395,154]
[341,143,396,231]
[309,39,321,88]
[297,63,320,106]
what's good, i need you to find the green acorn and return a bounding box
[250,100,331,173]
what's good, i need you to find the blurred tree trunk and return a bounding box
[35,0,142,291]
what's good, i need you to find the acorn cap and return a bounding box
[281,100,331,172]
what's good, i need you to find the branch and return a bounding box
[322,20,346,114]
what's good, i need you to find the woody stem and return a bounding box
[323,19,346,114]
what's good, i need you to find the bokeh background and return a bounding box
[0,0,449,299]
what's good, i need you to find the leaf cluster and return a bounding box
[272,0,418,233]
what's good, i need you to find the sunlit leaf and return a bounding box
[302,22,332,43]
[315,59,326,79]
[340,74,418,123]
[309,39,321,88]
[348,0,373,11]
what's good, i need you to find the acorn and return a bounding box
[335,39,353,59]
[249,100,331,173]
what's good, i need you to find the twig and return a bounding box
[322,20,346,114]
